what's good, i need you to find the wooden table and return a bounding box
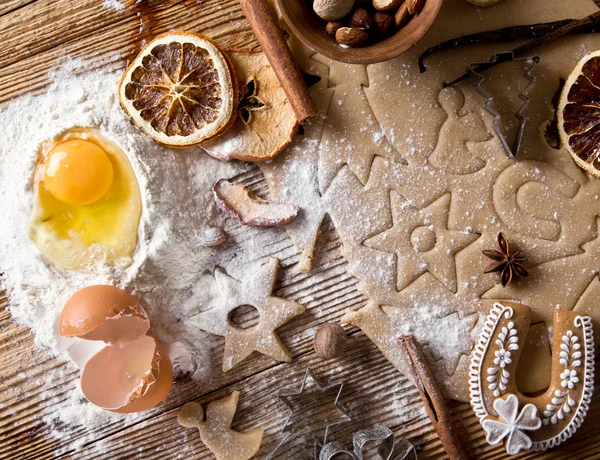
[1,1,600,459]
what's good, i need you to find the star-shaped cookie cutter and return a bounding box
[267,369,352,459]
[465,51,540,159]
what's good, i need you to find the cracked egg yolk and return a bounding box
[44,140,114,206]
[29,129,142,272]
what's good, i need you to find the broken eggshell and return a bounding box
[59,284,150,343]
[213,179,299,227]
[59,285,173,413]
[81,336,173,413]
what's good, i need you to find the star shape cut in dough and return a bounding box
[364,192,477,292]
[195,258,305,371]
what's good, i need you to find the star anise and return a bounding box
[238,77,265,125]
[482,232,528,287]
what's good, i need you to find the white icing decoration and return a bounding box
[469,302,514,418]
[486,320,518,397]
[482,393,541,455]
[532,316,595,452]
[470,306,595,454]
[542,329,581,425]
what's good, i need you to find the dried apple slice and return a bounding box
[81,336,173,413]
[202,50,299,162]
[213,179,299,226]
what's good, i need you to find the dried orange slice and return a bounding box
[558,51,600,177]
[118,32,237,147]
[202,50,298,162]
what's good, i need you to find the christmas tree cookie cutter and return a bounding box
[461,51,540,159]
[469,301,595,455]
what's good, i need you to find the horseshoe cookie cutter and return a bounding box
[469,302,595,455]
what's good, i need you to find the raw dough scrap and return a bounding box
[191,257,305,371]
[178,391,264,460]
[261,0,600,401]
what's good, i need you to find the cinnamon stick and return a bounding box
[398,335,469,460]
[240,0,317,124]
[444,10,600,88]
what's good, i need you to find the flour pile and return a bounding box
[0,60,289,428]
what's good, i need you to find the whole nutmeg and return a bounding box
[314,323,348,359]
[313,0,355,21]
[335,27,369,47]
[326,21,345,36]
[373,11,394,36]
[349,8,373,30]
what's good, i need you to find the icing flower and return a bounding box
[494,348,512,368]
[482,393,542,455]
[560,369,579,389]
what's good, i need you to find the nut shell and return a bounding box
[314,323,348,359]
[335,27,369,47]
[313,0,355,21]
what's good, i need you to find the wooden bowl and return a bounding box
[277,0,444,65]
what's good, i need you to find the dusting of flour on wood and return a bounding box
[0,60,290,430]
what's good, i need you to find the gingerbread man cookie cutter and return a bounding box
[469,301,595,455]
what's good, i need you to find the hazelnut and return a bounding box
[313,0,355,21]
[372,0,404,11]
[314,323,348,359]
[373,11,394,36]
[335,27,369,47]
[326,21,345,36]
[349,8,373,30]
[395,3,411,27]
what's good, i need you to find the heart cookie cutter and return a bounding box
[318,424,417,460]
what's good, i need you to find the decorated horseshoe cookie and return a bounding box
[469,302,595,455]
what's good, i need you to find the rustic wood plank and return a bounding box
[0,0,256,105]
[0,170,373,459]
[0,0,37,17]
[1,0,600,459]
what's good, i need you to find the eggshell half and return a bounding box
[81,336,173,412]
[59,285,149,343]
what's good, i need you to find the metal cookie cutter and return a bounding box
[267,369,352,460]
[465,51,540,159]
[319,424,417,460]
